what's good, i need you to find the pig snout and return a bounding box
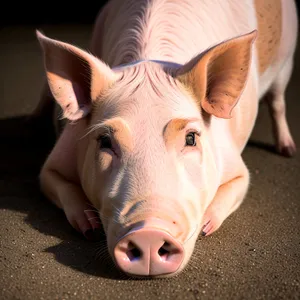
[114,229,184,276]
[113,219,184,276]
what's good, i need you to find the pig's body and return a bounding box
[35,0,298,277]
[91,0,297,154]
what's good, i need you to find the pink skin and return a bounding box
[114,218,184,276]
[115,230,184,276]
[35,0,298,276]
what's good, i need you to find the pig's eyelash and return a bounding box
[81,122,113,139]
[186,129,201,137]
[185,126,201,136]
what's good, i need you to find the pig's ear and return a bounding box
[175,30,257,119]
[36,30,116,121]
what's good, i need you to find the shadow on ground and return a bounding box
[0,115,130,280]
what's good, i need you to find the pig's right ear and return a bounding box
[36,30,116,121]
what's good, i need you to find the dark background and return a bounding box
[1,0,299,26]
[1,1,109,26]
[1,1,300,300]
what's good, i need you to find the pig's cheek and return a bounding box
[96,153,115,229]
[97,153,114,194]
[181,145,202,163]
[98,152,113,172]
[183,154,203,184]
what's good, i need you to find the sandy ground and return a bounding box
[0,25,300,300]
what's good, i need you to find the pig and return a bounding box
[34,0,298,277]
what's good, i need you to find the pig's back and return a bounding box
[254,0,283,75]
[254,0,298,97]
[91,0,297,90]
[91,0,258,67]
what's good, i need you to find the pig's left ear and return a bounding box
[175,30,257,119]
[36,30,116,121]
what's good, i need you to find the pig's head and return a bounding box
[37,30,256,277]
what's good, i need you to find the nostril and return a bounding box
[130,247,141,259]
[126,242,142,261]
[115,230,184,276]
[158,242,171,261]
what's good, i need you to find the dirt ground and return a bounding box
[0,25,299,300]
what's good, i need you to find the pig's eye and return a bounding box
[185,132,196,146]
[97,135,112,149]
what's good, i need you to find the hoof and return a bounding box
[278,142,297,158]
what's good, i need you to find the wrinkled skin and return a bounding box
[35,0,298,277]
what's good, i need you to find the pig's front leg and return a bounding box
[201,161,250,236]
[40,122,101,241]
[40,170,101,240]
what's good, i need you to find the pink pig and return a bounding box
[34,0,298,277]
